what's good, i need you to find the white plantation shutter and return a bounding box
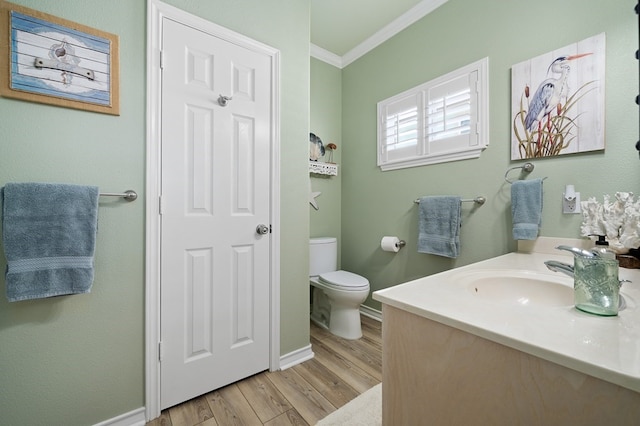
[377,58,488,171]
[380,93,421,163]
[427,74,472,141]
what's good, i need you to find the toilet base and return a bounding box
[311,307,363,340]
[310,285,364,340]
[328,305,363,340]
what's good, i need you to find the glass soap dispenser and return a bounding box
[589,234,616,260]
[573,234,620,316]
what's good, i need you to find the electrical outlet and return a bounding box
[562,192,581,214]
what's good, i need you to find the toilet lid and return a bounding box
[318,270,369,290]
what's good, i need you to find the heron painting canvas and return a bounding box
[511,33,605,160]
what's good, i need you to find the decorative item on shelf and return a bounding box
[580,192,640,256]
[326,143,337,163]
[308,133,338,175]
[309,132,325,161]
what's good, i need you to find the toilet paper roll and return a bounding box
[381,236,401,253]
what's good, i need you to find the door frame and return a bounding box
[145,0,281,419]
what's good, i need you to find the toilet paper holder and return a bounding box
[381,236,407,252]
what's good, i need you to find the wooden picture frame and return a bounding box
[0,1,119,115]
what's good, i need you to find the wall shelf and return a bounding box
[309,161,338,176]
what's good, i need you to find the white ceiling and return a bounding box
[310,0,448,68]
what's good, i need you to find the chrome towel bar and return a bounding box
[99,190,137,201]
[414,196,486,205]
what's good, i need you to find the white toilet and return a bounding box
[309,237,370,340]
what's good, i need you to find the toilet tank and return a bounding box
[309,237,337,276]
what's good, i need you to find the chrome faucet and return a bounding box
[555,245,596,258]
[543,244,592,278]
[544,260,574,278]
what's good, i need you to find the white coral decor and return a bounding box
[580,192,640,254]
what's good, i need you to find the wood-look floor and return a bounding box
[146,315,382,426]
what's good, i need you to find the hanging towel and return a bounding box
[511,178,543,240]
[1,182,100,302]
[418,196,461,258]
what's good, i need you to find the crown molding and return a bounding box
[310,43,343,68]
[311,0,449,69]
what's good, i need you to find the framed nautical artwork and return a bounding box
[0,1,120,115]
[511,33,605,159]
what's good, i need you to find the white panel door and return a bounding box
[160,17,272,410]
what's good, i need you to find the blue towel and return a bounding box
[418,196,461,258]
[1,183,99,302]
[511,178,543,240]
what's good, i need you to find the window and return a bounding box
[377,57,489,171]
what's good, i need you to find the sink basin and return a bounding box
[455,270,574,307]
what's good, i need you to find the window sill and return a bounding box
[378,146,487,171]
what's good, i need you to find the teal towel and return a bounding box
[511,178,543,240]
[418,196,461,258]
[1,182,99,302]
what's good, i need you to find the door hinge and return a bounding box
[159,50,164,69]
[159,195,164,215]
[158,341,163,362]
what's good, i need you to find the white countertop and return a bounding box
[373,238,640,393]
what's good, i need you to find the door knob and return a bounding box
[218,94,232,106]
[256,224,269,235]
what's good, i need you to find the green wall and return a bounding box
[310,58,342,262]
[338,0,639,310]
[0,1,310,425]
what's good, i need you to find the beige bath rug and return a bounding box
[316,383,382,425]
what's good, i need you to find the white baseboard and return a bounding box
[279,343,314,370]
[93,407,146,426]
[96,345,315,425]
[99,346,314,425]
[99,311,377,426]
[360,304,382,322]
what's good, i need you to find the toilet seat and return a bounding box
[318,270,369,291]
